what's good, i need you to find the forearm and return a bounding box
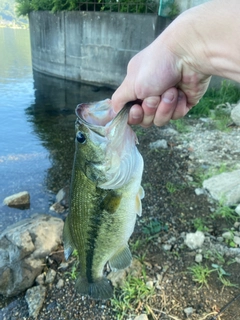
[158,0,240,82]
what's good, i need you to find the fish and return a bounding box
[63,98,144,300]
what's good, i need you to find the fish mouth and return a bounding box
[75,99,136,136]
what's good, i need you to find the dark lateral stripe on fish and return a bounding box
[85,190,106,284]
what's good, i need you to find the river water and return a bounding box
[0,28,114,232]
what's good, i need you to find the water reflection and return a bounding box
[27,71,114,193]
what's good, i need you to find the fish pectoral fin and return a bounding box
[76,276,113,300]
[100,191,122,214]
[109,245,132,271]
[63,216,75,260]
[135,187,144,217]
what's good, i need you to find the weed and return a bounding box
[188,264,214,288]
[211,263,238,288]
[66,262,78,280]
[170,118,190,133]
[111,267,155,319]
[190,80,240,117]
[193,217,209,232]
[212,198,238,221]
[143,219,168,235]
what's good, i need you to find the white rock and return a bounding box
[203,170,240,205]
[45,269,56,284]
[149,139,168,149]
[235,204,240,216]
[233,236,240,246]
[195,188,205,196]
[195,253,203,263]
[162,244,172,251]
[134,314,149,320]
[185,231,205,250]
[184,307,195,317]
[222,231,233,240]
[231,102,240,126]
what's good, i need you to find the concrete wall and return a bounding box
[29,11,169,87]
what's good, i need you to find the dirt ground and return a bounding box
[1,120,240,320]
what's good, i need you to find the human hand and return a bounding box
[111,37,211,127]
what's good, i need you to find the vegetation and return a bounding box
[111,267,155,320]
[190,80,240,117]
[15,0,158,16]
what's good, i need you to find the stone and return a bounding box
[194,188,205,196]
[149,139,168,149]
[231,102,240,126]
[134,314,148,320]
[203,170,240,206]
[3,191,30,208]
[195,253,203,263]
[56,186,69,207]
[56,279,64,289]
[235,204,240,216]
[45,269,57,284]
[185,231,205,250]
[35,274,45,286]
[222,231,233,240]
[25,285,46,319]
[50,202,65,213]
[233,236,240,246]
[0,215,63,297]
[184,307,195,317]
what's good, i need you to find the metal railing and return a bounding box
[77,1,158,14]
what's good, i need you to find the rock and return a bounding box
[3,191,30,208]
[235,204,240,216]
[25,285,46,319]
[195,253,203,263]
[231,102,240,126]
[203,170,240,205]
[149,139,168,149]
[56,186,69,207]
[185,231,205,250]
[35,274,45,286]
[233,236,240,246]
[146,280,154,289]
[50,202,65,213]
[222,231,233,240]
[45,269,57,284]
[194,188,205,196]
[0,215,63,297]
[56,279,64,289]
[134,314,148,320]
[162,244,172,251]
[184,307,195,317]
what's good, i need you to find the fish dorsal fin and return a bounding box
[109,245,132,271]
[63,216,75,260]
[135,186,145,217]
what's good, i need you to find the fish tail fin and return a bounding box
[63,216,75,260]
[75,276,113,300]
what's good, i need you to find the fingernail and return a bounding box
[144,97,159,108]
[162,92,174,103]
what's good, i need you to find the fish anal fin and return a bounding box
[109,245,132,271]
[76,276,113,300]
[63,216,75,260]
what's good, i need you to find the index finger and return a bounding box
[111,79,137,113]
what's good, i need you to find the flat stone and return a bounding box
[231,102,240,126]
[149,139,168,149]
[203,170,240,205]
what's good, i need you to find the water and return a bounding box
[0,28,114,232]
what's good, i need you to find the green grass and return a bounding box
[188,264,214,288]
[170,118,190,133]
[189,80,240,117]
[193,217,209,232]
[111,267,155,320]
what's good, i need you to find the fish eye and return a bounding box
[76,131,86,144]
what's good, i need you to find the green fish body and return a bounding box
[63,99,144,300]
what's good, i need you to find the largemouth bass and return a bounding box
[63,99,144,300]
